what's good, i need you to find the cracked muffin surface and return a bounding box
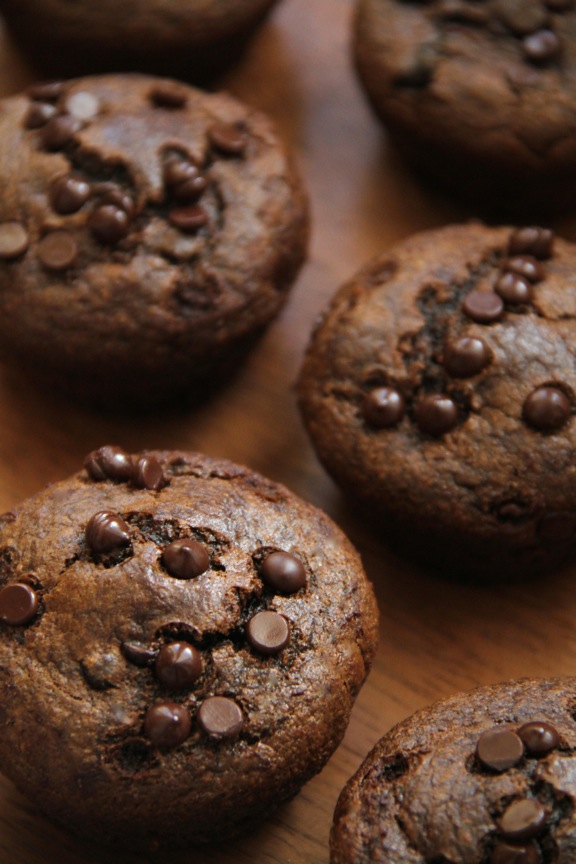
[353,0,576,211]
[0,74,308,406]
[330,677,576,864]
[297,223,576,579]
[0,448,378,849]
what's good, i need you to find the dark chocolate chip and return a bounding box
[168,205,208,233]
[498,799,547,842]
[155,642,202,689]
[261,551,306,593]
[463,290,504,323]
[246,611,290,655]
[99,188,134,218]
[163,157,208,202]
[504,256,545,283]
[0,583,39,626]
[414,394,458,436]
[522,386,571,431]
[443,337,491,378]
[208,123,247,156]
[24,101,57,129]
[150,85,188,109]
[495,272,533,304]
[50,175,91,214]
[538,511,576,542]
[197,696,244,739]
[161,539,210,580]
[121,641,157,667]
[518,721,560,756]
[37,231,78,271]
[476,727,524,772]
[27,81,64,101]
[64,91,99,121]
[84,445,133,482]
[144,702,191,748]
[85,511,131,555]
[0,222,29,260]
[523,29,561,63]
[362,387,405,428]
[491,841,540,864]
[508,227,554,260]
[89,205,130,244]
[173,176,208,203]
[132,456,166,492]
[40,114,82,150]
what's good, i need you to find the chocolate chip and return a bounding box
[476,727,524,771]
[246,611,290,655]
[98,187,134,218]
[132,456,166,491]
[414,393,458,436]
[495,272,533,304]
[522,386,571,431]
[208,123,247,156]
[197,696,244,739]
[169,205,208,233]
[144,702,191,748]
[504,256,545,283]
[463,290,504,324]
[498,799,547,842]
[0,222,29,260]
[261,551,306,593]
[491,841,540,864]
[538,511,576,542]
[40,114,82,150]
[85,511,131,555]
[161,539,210,580]
[24,101,57,129]
[50,175,91,214]
[37,231,78,271]
[121,641,156,667]
[0,583,38,626]
[163,157,208,202]
[27,80,64,101]
[523,29,561,63]
[89,205,130,244]
[150,85,188,109]
[508,227,554,260]
[64,91,100,121]
[362,387,405,428]
[155,642,202,689]
[84,445,133,482]
[443,337,491,378]
[494,0,549,35]
[518,721,560,756]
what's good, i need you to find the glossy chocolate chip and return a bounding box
[491,841,540,864]
[463,290,504,324]
[121,641,156,667]
[415,394,458,436]
[85,511,131,555]
[89,205,130,244]
[508,227,554,260]
[246,611,290,655]
[99,188,134,218]
[132,456,166,491]
[538,511,576,542]
[84,445,133,482]
[498,799,547,842]
[155,642,202,689]
[476,727,524,772]
[150,85,188,108]
[169,205,208,233]
[362,387,405,428]
[504,256,545,283]
[443,337,491,378]
[161,539,210,580]
[261,551,307,593]
[28,81,64,101]
[163,157,208,202]
[0,583,38,626]
[64,91,99,121]
[197,696,244,739]
[144,702,191,748]
[495,273,532,305]
[0,222,29,259]
[208,123,247,155]
[37,231,78,271]
[523,29,561,63]
[522,386,571,431]
[41,114,82,150]
[50,175,91,214]
[24,101,57,129]
[518,721,560,756]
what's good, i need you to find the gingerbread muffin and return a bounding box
[331,677,576,864]
[0,448,378,849]
[0,74,308,407]
[298,223,576,580]
[0,0,280,81]
[353,0,576,212]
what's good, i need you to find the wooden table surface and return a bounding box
[1,1,576,862]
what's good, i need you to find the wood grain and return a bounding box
[0,0,576,861]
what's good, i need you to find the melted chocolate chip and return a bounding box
[414,394,458,436]
[169,205,208,233]
[504,256,545,283]
[37,231,78,270]
[495,272,533,304]
[155,642,202,689]
[121,641,156,667]
[84,446,133,482]
[161,539,210,579]
[50,175,91,214]
[144,702,191,748]
[64,91,99,121]
[197,696,244,739]
[27,81,64,101]
[508,227,554,260]
[208,123,247,156]
[89,205,130,244]
[498,799,547,842]
[518,721,560,756]
[0,222,29,259]
[523,29,561,63]
[24,101,57,129]
[246,611,290,655]
[522,386,571,431]
[261,551,306,593]
[463,290,504,324]
[443,337,491,378]
[0,583,38,626]
[491,841,540,864]
[362,387,405,428]
[476,727,524,772]
[85,511,131,555]
[40,114,82,150]
[132,456,166,491]
[150,85,188,109]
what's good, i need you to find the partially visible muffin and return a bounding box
[0,448,378,849]
[0,74,308,407]
[331,677,576,864]
[298,223,576,580]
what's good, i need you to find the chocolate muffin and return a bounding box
[0,0,280,81]
[0,74,308,407]
[0,448,378,849]
[331,677,576,864]
[353,0,576,213]
[298,223,576,580]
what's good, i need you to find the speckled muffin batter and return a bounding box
[0,74,308,407]
[331,677,576,864]
[353,0,576,212]
[298,223,576,579]
[0,0,281,81]
[0,448,378,849]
